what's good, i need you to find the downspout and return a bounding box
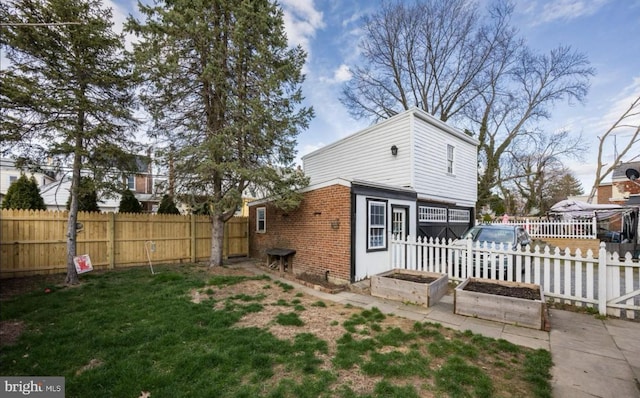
[349,187,356,283]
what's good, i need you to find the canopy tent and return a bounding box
[548,200,626,220]
[548,200,639,245]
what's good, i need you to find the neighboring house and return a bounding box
[40,154,161,212]
[0,158,57,204]
[249,108,479,284]
[609,161,640,206]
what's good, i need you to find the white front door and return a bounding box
[392,207,407,240]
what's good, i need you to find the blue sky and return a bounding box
[97,0,640,191]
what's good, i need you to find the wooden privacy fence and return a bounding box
[0,209,249,278]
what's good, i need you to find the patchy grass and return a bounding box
[0,264,553,397]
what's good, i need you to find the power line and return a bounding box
[0,22,82,26]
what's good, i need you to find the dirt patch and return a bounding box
[76,358,104,375]
[463,280,540,300]
[0,274,66,301]
[0,320,26,347]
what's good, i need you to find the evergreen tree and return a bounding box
[1,0,138,283]
[127,0,312,266]
[2,175,46,210]
[157,194,180,214]
[66,177,100,212]
[119,189,142,213]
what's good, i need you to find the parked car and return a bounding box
[452,224,532,279]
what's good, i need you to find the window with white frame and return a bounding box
[9,176,17,185]
[447,144,455,174]
[127,175,136,190]
[256,207,266,233]
[448,209,470,223]
[367,200,387,250]
[419,206,447,222]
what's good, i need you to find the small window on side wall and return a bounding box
[256,207,266,233]
[447,144,455,174]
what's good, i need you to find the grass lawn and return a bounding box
[0,262,553,397]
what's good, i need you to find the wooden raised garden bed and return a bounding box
[370,269,448,307]
[454,278,549,331]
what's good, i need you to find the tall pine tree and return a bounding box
[127,0,313,266]
[1,0,138,283]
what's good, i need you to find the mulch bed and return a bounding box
[463,280,540,301]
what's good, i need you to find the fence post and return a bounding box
[591,217,597,239]
[598,242,607,315]
[191,214,197,263]
[108,212,115,269]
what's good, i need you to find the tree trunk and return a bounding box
[65,138,82,285]
[209,216,225,267]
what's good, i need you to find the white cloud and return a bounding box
[279,0,325,54]
[333,64,352,82]
[530,0,610,25]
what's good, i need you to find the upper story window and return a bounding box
[9,176,17,185]
[447,144,455,174]
[256,207,266,233]
[127,175,136,191]
[367,199,387,251]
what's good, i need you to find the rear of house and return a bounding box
[249,108,478,283]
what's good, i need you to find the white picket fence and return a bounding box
[390,235,640,319]
[488,218,597,239]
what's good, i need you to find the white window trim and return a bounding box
[419,206,447,223]
[447,144,455,174]
[256,207,266,233]
[448,209,470,223]
[127,175,136,191]
[367,199,387,251]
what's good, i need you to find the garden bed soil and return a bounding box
[386,273,439,284]
[455,278,549,331]
[463,280,540,300]
[371,269,448,307]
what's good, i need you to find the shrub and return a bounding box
[157,194,180,214]
[118,189,142,213]
[2,175,46,210]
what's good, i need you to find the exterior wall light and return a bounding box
[391,145,398,156]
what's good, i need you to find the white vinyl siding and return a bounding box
[303,112,412,187]
[413,113,477,207]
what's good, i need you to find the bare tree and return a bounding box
[341,0,515,122]
[587,95,640,203]
[504,130,586,214]
[342,0,594,213]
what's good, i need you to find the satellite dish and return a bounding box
[626,168,640,181]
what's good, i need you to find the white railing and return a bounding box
[390,235,640,319]
[484,218,598,239]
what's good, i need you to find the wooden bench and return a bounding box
[266,248,296,276]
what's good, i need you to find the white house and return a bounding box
[250,108,479,283]
[0,158,57,204]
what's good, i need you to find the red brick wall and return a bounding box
[249,184,352,284]
[597,184,612,204]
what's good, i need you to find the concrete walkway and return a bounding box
[237,262,640,398]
